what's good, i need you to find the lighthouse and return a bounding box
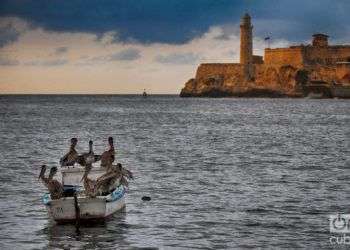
[240,13,253,80]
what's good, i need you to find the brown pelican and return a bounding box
[97,163,133,194]
[96,169,120,195]
[119,164,133,187]
[81,163,126,197]
[80,164,98,198]
[100,137,115,168]
[111,163,133,187]
[121,164,133,180]
[38,165,64,200]
[77,140,96,167]
[38,164,49,182]
[60,138,78,166]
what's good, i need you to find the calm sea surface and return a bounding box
[0,95,349,249]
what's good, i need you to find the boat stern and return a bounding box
[43,185,126,223]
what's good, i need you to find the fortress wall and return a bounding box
[336,63,350,83]
[195,63,243,80]
[304,46,350,65]
[264,48,304,67]
[306,65,336,83]
[253,55,264,64]
[253,64,298,91]
[264,46,350,66]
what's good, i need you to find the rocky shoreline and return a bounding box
[179,77,350,98]
[179,77,305,98]
[180,89,291,98]
[180,85,297,98]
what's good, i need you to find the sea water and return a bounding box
[0,95,349,249]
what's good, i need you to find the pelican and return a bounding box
[96,168,120,195]
[60,138,78,166]
[77,140,96,167]
[81,163,125,197]
[97,163,133,194]
[100,137,115,168]
[38,165,64,200]
[119,164,133,187]
[80,164,98,198]
[38,164,49,182]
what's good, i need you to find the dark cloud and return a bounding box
[0,24,20,47]
[54,46,68,55]
[155,53,199,65]
[0,0,349,44]
[25,59,68,66]
[0,56,19,66]
[109,48,141,61]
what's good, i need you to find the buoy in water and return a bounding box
[142,196,151,201]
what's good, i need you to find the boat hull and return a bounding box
[43,186,126,223]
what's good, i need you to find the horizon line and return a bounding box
[0,93,179,95]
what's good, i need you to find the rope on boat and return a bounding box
[73,193,80,232]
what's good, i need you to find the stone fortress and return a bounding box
[180,13,350,98]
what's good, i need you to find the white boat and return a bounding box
[61,165,106,187]
[43,185,126,223]
[142,89,148,97]
[42,164,127,223]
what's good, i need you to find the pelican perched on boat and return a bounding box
[96,167,120,195]
[97,163,133,194]
[101,137,115,168]
[113,163,133,187]
[80,164,98,198]
[60,138,78,166]
[38,165,64,200]
[119,164,133,187]
[38,164,49,182]
[77,140,96,167]
[81,163,129,197]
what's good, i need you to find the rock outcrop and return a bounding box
[180,63,304,97]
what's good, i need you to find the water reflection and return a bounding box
[42,211,131,249]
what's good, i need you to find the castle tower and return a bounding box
[312,33,329,47]
[240,13,253,80]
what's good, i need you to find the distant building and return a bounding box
[264,33,350,67]
[180,13,350,97]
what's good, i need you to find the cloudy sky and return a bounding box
[0,0,349,94]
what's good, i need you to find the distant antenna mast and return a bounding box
[264,36,271,49]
